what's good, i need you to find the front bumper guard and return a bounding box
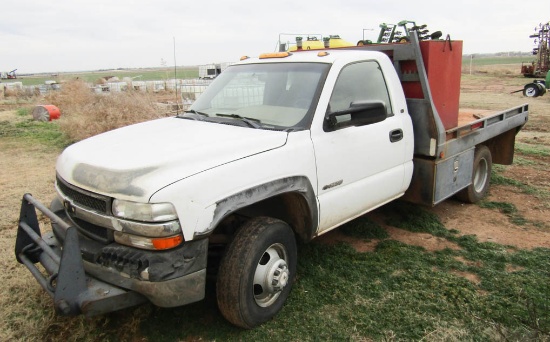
[15,193,147,316]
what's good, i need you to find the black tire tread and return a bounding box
[216,216,295,329]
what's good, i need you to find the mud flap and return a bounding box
[15,193,147,316]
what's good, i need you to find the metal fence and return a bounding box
[212,83,264,108]
[3,78,215,108]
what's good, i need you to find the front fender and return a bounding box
[150,130,319,241]
[204,176,318,240]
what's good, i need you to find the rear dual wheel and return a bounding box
[216,217,297,329]
[456,145,492,203]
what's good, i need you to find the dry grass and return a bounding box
[1,83,172,341]
[44,80,169,142]
[460,63,529,77]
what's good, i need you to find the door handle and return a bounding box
[389,129,403,142]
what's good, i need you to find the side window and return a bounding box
[328,61,392,116]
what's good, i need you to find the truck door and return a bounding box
[311,60,409,233]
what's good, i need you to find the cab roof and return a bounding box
[236,49,390,65]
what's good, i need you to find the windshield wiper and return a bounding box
[177,109,209,121]
[216,113,261,128]
[183,109,209,116]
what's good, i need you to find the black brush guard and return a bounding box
[15,193,147,316]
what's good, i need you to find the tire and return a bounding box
[216,217,297,329]
[456,145,492,203]
[523,83,540,97]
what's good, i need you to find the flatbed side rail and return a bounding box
[446,104,529,139]
[15,193,146,316]
[442,104,529,158]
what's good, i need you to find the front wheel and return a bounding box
[216,217,297,329]
[456,145,492,203]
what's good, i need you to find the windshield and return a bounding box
[188,62,330,130]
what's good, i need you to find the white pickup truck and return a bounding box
[16,32,528,328]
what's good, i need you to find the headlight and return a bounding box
[112,199,178,222]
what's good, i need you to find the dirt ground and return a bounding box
[0,65,549,340]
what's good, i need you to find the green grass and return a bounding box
[0,110,70,148]
[514,156,539,167]
[132,242,550,341]
[516,143,550,158]
[491,167,546,198]
[479,201,528,226]
[380,201,452,238]
[462,56,532,66]
[340,216,389,240]
[16,107,30,117]
[28,202,545,341]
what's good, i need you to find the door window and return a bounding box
[327,61,392,128]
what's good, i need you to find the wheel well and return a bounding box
[212,192,313,243]
[206,192,313,280]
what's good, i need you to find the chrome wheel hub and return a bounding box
[253,243,289,307]
[474,158,488,193]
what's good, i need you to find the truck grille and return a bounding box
[56,176,110,214]
[73,217,111,242]
[56,176,114,244]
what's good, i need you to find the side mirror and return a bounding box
[325,100,387,131]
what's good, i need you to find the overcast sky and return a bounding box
[3,0,549,73]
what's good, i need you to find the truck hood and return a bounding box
[56,117,288,201]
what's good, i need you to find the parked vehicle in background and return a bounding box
[520,21,549,78]
[198,62,232,79]
[1,69,17,79]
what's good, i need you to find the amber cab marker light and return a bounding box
[152,235,184,250]
[259,52,291,59]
